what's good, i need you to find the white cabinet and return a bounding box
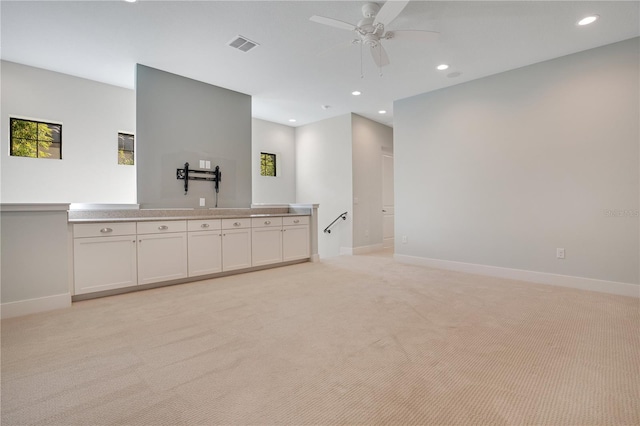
[252,217,283,266]
[137,221,188,285]
[187,219,222,277]
[73,223,137,295]
[251,216,310,266]
[221,219,251,271]
[72,214,311,296]
[283,216,310,261]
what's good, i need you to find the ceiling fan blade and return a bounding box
[310,15,357,32]
[370,44,390,67]
[373,0,410,27]
[388,30,440,43]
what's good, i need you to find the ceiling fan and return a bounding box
[310,1,439,68]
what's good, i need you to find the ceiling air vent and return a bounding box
[227,35,259,53]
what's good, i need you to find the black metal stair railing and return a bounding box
[324,212,347,234]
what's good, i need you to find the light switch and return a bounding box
[199,198,205,207]
[205,160,211,169]
[199,160,205,169]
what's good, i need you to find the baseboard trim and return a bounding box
[394,254,639,298]
[1,293,72,319]
[310,254,320,262]
[339,244,385,256]
[353,243,384,255]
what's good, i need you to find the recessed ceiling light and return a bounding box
[378,110,387,114]
[124,0,137,3]
[351,91,362,96]
[436,64,449,71]
[578,15,599,26]
[288,119,297,123]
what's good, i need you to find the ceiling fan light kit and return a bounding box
[310,0,440,71]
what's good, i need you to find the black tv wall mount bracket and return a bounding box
[176,162,221,195]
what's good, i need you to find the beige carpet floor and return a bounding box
[1,251,639,425]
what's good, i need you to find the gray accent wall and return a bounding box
[394,38,639,286]
[1,207,69,304]
[136,64,251,208]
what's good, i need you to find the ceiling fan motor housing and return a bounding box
[362,33,381,47]
[357,17,384,38]
[361,3,380,18]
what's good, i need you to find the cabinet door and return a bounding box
[222,228,251,271]
[188,231,222,277]
[137,233,188,285]
[283,225,310,261]
[252,227,283,267]
[74,235,137,295]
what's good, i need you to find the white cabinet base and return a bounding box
[252,227,283,266]
[283,225,310,261]
[74,235,137,295]
[137,233,188,285]
[73,215,311,298]
[188,231,222,277]
[222,228,252,271]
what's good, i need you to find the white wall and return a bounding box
[296,114,353,258]
[394,38,639,287]
[136,64,252,209]
[352,114,393,250]
[252,118,296,204]
[0,61,136,203]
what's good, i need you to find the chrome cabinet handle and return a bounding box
[264,220,271,225]
[158,225,169,230]
[233,222,241,227]
[100,228,113,233]
[293,219,300,224]
[201,223,210,228]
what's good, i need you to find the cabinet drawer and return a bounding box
[188,219,221,232]
[137,220,187,234]
[74,222,136,238]
[251,217,282,228]
[283,216,309,226]
[221,218,250,229]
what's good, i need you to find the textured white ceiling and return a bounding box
[1,1,638,127]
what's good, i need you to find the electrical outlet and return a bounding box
[556,248,565,259]
[402,235,408,244]
[199,198,205,207]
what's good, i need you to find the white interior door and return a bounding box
[382,154,394,249]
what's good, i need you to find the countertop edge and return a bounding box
[68,213,310,224]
